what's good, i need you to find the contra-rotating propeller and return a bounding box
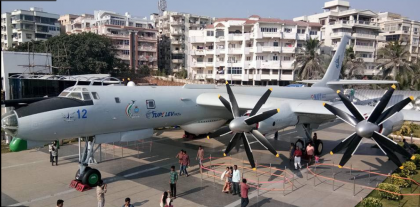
[207,82,280,170]
[324,85,414,168]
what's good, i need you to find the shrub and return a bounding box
[377,183,400,200]
[411,154,420,166]
[391,173,411,188]
[400,161,417,176]
[361,197,382,207]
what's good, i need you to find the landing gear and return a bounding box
[295,139,304,150]
[314,140,324,155]
[295,123,323,155]
[75,137,102,187]
[274,131,279,140]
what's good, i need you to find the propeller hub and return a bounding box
[355,120,379,138]
[229,117,253,133]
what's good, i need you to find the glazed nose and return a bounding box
[1,110,18,136]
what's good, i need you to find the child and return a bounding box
[314,155,320,164]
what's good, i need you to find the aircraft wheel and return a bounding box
[295,139,304,150]
[82,168,101,187]
[75,167,91,181]
[315,140,324,155]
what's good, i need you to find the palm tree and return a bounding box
[376,41,412,80]
[341,47,366,79]
[408,61,420,90]
[294,37,329,80]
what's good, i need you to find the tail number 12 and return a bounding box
[77,109,88,119]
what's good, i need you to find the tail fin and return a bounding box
[312,35,351,88]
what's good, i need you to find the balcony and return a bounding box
[329,20,352,29]
[376,36,386,41]
[138,46,155,51]
[107,33,130,39]
[283,32,296,39]
[191,62,205,67]
[331,32,351,39]
[244,47,251,55]
[171,40,181,44]
[170,21,183,26]
[260,60,281,69]
[262,32,281,38]
[353,45,375,52]
[281,61,295,69]
[172,49,184,54]
[206,49,215,55]
[192,49,205,55]
[228,48,242,54]
[297,34,307,40]
[190,36,204,43]
[171,30,183,35]
[282,47,296,53]
[361,57,375,63]
[352,20,379,29]
[352,33,376,40]
[117,54,130,60]
[115,44,130,49]
[138,55,147,61]
[216,36,225,42]
[172,59,183,63]
[205,36,215,42]
[262,46,280,53]
[205,62,214,67]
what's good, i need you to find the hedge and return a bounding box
[361,197,382,207]
[400,161,417,176]
[377,183,400,200]
[391,173,411,188]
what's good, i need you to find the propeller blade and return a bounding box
[338,135,362,167]
[251,130,279,157]
[207,126,231,139]
[367,85,396,123]
[249,88,272,116]
[324,103,359,126]
[243,133,256,169]
[219,95,232,114]
[225,82,240,118]
[376,97,414,125]
[375,140,402,167]
[224,133,242,156]
[235,134,242,152]
[337,90,364,121]
[244,109,279,125]
[330,132,357,155]
[371,131,411,158]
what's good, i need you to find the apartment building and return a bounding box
[187,15,322,85]
[1,7,60,50]
[58,14,83,34]
[62,11,158,70]
[151,11,214,74]
[377,12,420,63]
[294,0,385,76]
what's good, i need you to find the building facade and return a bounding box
[377,12,420,63]
[62,10,158,70]
[294,0,385,76]
[1,7,60,50]
[187,15,322,85]
[151,11,214,74]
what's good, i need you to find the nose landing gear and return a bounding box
[75,137,102,187]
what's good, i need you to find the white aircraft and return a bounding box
[2,35,418,187]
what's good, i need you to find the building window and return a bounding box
[283,70,293,75]
[227,67,242,74]
[208,58,213,62]
[124,40,129,45]
[260,28,277,32]
[26,34,32,39]
[273,42,279,47]
[122,50,130,55]
[284,28,292,33]
[309,31,318,35]
[262,69,270,74]
[272,55,278,61]
[206,31,214,36]
[256,56,264,60]
[284,56,291,61]
[246,56,251,61]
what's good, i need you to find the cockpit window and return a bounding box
[67,92,83,100]
[58,91,69,97]
[91,92,100,100]
[82,92,92,101]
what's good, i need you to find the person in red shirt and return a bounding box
[293,146,302,170]
[240,179,249,207]
[180,150,190,177]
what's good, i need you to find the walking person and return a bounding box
[49,142,54,164]
[169,166,178,199]
[228,167,233,193]
[176,150,184,172]
[222,167,230,193]
[240,179,250,207]
[294,146,302,170]
[313,133,319,155]
[196,146,204,174]
[96,180,107,207]
[232,165,241,196]
[51,141,58,166]
[306,143,315,165]
[180,151,190,177]
[122,197,134,207]
[56,199,64,207]
[289,143,295,162]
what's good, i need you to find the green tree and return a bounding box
[341,47,365,79]
[138,65,151,76]
[9,33,129,75]
[294,37,328,80]
[376,41,412,81]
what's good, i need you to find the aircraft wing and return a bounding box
[298,79,398,85]
[197,93,420,122]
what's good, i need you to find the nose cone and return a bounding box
[229,117,252,133]
[1,111,19,136]
[356,120,379,138]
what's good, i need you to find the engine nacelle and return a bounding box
[257,105,298,135]
[180,118,226,135]
[380,112,404,136]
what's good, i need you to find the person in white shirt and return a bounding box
[232,165,241,196]
[49,142,53,164]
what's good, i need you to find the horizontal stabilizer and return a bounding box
[297,80,320,84]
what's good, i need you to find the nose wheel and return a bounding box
[75,137,102,187]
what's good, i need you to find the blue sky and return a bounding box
[2,0,419,21]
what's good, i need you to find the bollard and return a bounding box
[332,173,335,191]
[242,157,244,178]
[255,160,258,177]
[270,163,272,176]
[350,164,352,176]
[353,176,356,196]
[78,138,81,162]
[99,144,102,162]
[283,174,286,196]
[292,173,295,191]
[257,176,260,205]
[314,171,316,186]
[213,168,216,186]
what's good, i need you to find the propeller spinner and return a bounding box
[324,85,415,169]
[207,82,280,170]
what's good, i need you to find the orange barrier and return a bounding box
[307,163,420,196]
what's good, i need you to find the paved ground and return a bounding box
[1,120,403,207]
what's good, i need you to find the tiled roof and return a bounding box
[215,23,225,28]
[212,16,322,27]
[249,15,261,18]
[205,24,214,29]
[214,18,248,22]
